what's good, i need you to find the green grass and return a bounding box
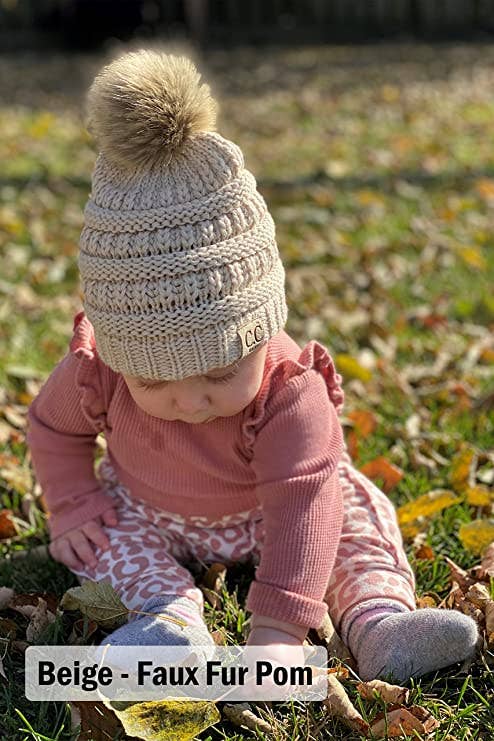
[1,42,494,739]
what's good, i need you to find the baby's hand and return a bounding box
[49,508,118,571]
[239,626,308,700]
[246,625,306,666]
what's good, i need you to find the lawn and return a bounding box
[0,41,493,740]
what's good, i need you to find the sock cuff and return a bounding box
[341,598,411,649]
[138,595,204,626]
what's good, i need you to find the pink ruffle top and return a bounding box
[26,311,346,628]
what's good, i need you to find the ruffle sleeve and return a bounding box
[242,339,345,454]
[68,310,108,434]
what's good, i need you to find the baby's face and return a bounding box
[123,343,268,424]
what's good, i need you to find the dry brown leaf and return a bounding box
[200,563,227,609]
[26,597,56,643]
[222,703,273,734]
[371,704,439,737]
[485,601,494,644]
[322,674,370,735]
[347,409,377,437]
[70,700,125,741]
[326,665,350,680]
[356,679,410,705]
[0,587,14,611]
[11,640,29,653]
[67,617,99,646]
[457,598,484,623]
[0,509,17,539]
[416,595,437,608]
[465,583,491,609]
[414,544,435,560]
[315,612,354,665]
[479,542,494,579]
[359,456,404,493]
[444,557,476,592]
[10,592,59,616]
[211,629,228,646]
[0,618,18,641]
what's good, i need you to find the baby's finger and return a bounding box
[101,508,118,527]
[82,520,111,551]
[69,532,98,569]
[52,540,84,571]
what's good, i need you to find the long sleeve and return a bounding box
[245,369,345,628]
[26,351,116,540]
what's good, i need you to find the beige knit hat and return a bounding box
[78,49,288,381]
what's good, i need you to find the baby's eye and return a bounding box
[207,371,238,385]
[135,379,168,392]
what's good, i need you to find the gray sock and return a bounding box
[102,594,215,650]
[99,595,215,702]
[349,607,479,683]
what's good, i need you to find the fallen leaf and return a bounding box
[449,446,476,493]
[416,595,437,608]
[359,457,404,493]
[0,587,14,611]
[399,520,424,541]
[200,563,227,609]
[465,583,491,609]
[485,601,494,643]
[315,612,353,664]
[211,629,227,646]
[347,409,377,437]
[414,544,435,560]
[0,618,18,640]
[479,542,494,578]
[465,485,493,507]
[458,521,494,555]
[397,489,461,525]
[335,354,372,382]
[67,617,99,646]
[70,700,125,741]
[10,592,59,616]
[0,509,17,539]
[322,674,370,735]
[371,704,439,737]
[106,698,221,741]
[444,557,476,592]
[60,581,129,631]
[11,640,29,653]
[356,679,410,705]
[26,597,56,643]
[222,703,273,734]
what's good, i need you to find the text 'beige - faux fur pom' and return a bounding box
[85,50,218,170]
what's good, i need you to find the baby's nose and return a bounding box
[173,389,210,415]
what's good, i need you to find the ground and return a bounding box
[0,40,493,740]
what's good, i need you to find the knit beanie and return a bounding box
[78,49,288,381]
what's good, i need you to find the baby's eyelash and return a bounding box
[207,370,238,385]
[135,379,167,392]
[136,370,238,391]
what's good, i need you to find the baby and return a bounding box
[26,49,478,684]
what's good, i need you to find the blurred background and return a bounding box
[4,0,494,49]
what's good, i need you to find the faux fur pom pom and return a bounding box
[85,50,217,170]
